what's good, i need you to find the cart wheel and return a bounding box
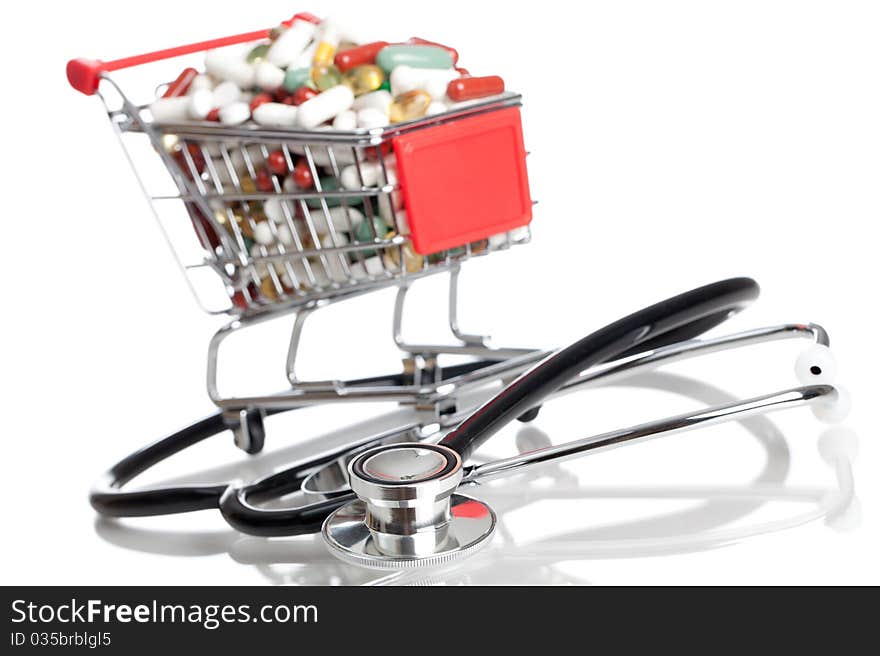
[230,409,266,455]
[517,405,541,423]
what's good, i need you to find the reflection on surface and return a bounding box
[93,372,860,585]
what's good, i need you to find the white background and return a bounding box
[1,0,877,584]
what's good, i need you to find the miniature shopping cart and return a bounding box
[68,16,544,454]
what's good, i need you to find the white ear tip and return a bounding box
[811,385,851,424]
[817,426,859,464]
[795,344,838,384]
[825,496,862,532]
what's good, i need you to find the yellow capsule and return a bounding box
[384,233,424,273]
[312,41,336,67]
[343,65,385,96]
[239,176,257,194]
[311,63,343,91]
[389,90,432,123]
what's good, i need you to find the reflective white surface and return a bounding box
[3,0,879,585]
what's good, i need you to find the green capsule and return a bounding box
[375,45,454,73]
[352,216,389,258]
[306,177,365,209]
[311,64,343,92]
[246,43,271,63]
[283,67,311,92]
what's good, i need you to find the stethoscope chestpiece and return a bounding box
[321,444,496,569]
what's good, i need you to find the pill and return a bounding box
[390,65,459,98]
[218,101,250,125]
[340,161,384,189]
[389,210,410,235]
[212,80,242,107]
[447,75,505,101]
[311,64,343,91]
[363,256,385,276]
[253,221,275,245]
[426,100,448,116]
[348,262,368,280]
[384,235,424,273]
[306,205,365,233]
[291,86,319,106]
[264,197,294,223]
[320,233,350,281]
[267,150,289,175]
[254,61,285,91]
[255,168,275,192]
[291,41,318,70]
[352,89,392,113]
[282,67,311,92]
[150,96,191,123]
[389,90,432,123]
[297,84,355,129]
[334,41,390,72]
[187,89,214,119]
[205,48,255,88]
[353,216,389,257]
[249,92,273,112]
[358,107,390,129]
[407,37,459,64]
[187,74,214,95]
[376,45,454,73]
[343,65,385,96]
[248,43,271,63]
[332,109,357,130]
[292,159,314,188]
[313,21,341,66]
[267,19,317,68]
[163,67,198,98]
[251,102,298,127]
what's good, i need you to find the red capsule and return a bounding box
[267,150,289,176]
[206,107,221,122]
[173,143,206,176]
[455,66,470,77]
[249,92,273,112]
[291,86,319,106]
[163,67,198,98]
[255,169,275,192]
[292,160,314,189]
[274,87,291,102]
[334,41,390,72]
[446,75,505,102]
[407,37,459,64]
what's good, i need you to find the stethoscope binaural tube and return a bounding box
[219,277,761,537]
[439,277,760,460]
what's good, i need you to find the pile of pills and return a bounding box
[149,13,506,130]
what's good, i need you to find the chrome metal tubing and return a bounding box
[463,385,837,485]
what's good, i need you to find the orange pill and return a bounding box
[446,75,505,102]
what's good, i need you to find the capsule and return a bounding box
[150,96,191,123]
[255,61,285,91]
[267,19,317,68]
[358,107,389,129]
[252,102,298,127]
[205,48,255,89]
[246,43,270,63]
[163,67,198,98]
[352,89,392,113]
[384,234,424,273]
[407,37,459,64]
[389,89,432,123]
[376,45,454,73]
[282,67,311,92]
[446,75,505,101]
[390,65,459,98]
[334,41,390,72]
[297,84,355,129]
[312,21,341,67]
[218,101,250,125]
[343,65,385,96]
[311,64,343,91]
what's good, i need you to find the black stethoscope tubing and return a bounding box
[91,277,760,538]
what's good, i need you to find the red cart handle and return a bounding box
[66,12,321,96]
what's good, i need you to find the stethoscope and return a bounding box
[90,277,849,569]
